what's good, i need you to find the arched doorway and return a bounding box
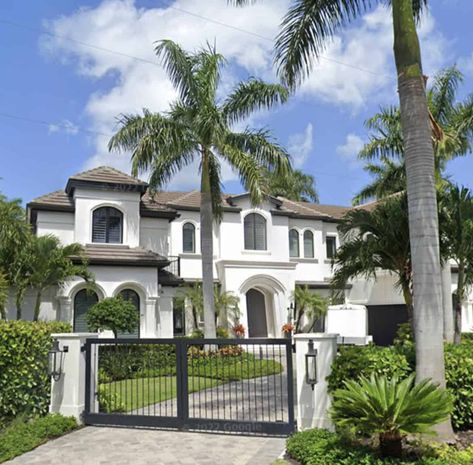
[118,289,140,338]
[246,288,268,337]
[74,289,99,332]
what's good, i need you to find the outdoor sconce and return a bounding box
[48,340,67,382]
[305,339,318,390]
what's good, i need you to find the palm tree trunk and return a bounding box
[441,262,454,343]
[33,289,42,321]
[200,149,217,339]
[401,285,413,328]
[454,263,464,344]
[392,0,453,440]
[379,432,403,458]
[15,288,23,320]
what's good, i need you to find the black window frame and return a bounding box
[326,235,337,259]
[182,222,196,253]
[303,230,315,258]
[289,229,300,257]
[244,213,267,251]
[92,206,123,244]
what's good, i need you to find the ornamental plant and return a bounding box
[232,323,245,338]
[86,296,139,338]
[281,322,294,334]
[330,374,452,458]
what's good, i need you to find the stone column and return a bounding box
[158,289,174,338]
[143,298,158,337]
[294,333,338,430]
[49,332,98,423]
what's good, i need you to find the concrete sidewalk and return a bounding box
[5,426,286,465]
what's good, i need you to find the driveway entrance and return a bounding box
[4,426,286,465]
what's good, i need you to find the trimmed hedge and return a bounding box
[327,342,473,431]
[286,429,473,465]
[0,321,71,423]
[0,414,77,463]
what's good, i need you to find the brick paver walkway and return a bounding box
[5,426,286,465]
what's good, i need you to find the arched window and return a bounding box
[244,213,267,250]
[183,222,196,253]
[303,230,314,258]
[74,289,98,332]
[92,207,123,244]
[119,289,140,338]
[289,229,299,257]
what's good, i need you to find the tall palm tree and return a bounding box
[110,42,291,338]
[332,195,413,321]
[28,235,92,321]
[264,167,319,202]
[353,67,473,205]
[439,185,473,344]
[231,2,453,437]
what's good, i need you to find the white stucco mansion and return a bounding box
[7,166,473,343]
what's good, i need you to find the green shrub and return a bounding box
[331,375,452,458]
[461,333,473,343]
[97,385,126,413]
[0,320,71,423]
[444,343,473,430]
[190,328,204,338]
[327,345,411,393]
[0,414,77,463]
[216,326,229,338]
[286,429,473,465]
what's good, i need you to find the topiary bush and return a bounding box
[444,343,473,430]
[0,321,71,424]
[327,345,411,393]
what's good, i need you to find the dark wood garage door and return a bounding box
[367,304,409,346]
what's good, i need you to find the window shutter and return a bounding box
[92,209,107,243]
[92,207,123,244]
[183,223,195,253]
[326,236,336,259]
[304,230,314,258]
[289,230,299,257]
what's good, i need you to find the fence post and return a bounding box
[294,333,338,430]
[49,332,98,423]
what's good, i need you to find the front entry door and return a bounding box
[246,289,268,337]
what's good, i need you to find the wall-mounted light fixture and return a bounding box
[305,339,317,390]
[48,340,68,382]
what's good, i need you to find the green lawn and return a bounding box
[99,376,223,412]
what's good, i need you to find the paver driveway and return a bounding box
[5,426,286,465]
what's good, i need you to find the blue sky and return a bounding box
[1,0,472,206]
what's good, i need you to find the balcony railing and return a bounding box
[164,255,181,277]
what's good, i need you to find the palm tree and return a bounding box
[292,285,328,332]
[109,41,291,338]
[332,195,413,322]
[28,235,92,321]
[0,270,8,320]
[264,167,318,202]
[439,185,473,344]
[353,67,473,205]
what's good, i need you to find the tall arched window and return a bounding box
[119,289,140,338]
[244,213,267,250]
[303,230,314,258]
[74,289,98,332]
[182,222,196,253]
[289,229,299,257]
[92,207,123,244]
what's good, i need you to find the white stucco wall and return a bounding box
[140,217,169,255]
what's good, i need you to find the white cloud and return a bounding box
[288,123,313,168]
[336,133,364,167]
[48,119,79,135]
[40,0,450,186]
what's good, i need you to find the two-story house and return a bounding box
[8,166,472,343]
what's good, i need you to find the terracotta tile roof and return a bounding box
[28,190,75,212]
[71,245,168,267]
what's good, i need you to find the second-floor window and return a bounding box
[92,207,123,244]
[326,236,337,259]
[304,230,314,258]
[183,222,196,253]
[244,213,266,250]
[289,229,299,257]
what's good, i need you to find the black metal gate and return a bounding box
[83,338,294,435]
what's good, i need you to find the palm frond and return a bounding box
[429,65,463,125]
[194,43,226,106]
[222,79,289,125]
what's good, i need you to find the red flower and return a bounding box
[282,323,294,333]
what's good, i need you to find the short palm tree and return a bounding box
[331,374,452,458]
[353,67,473,205]
[439,185,473,344]
[264,167,318,202]
[292,285,328,332]
[332,195,413,321]
[109,41,291,338]
[28,235,92,321]
[231,0,452,436]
